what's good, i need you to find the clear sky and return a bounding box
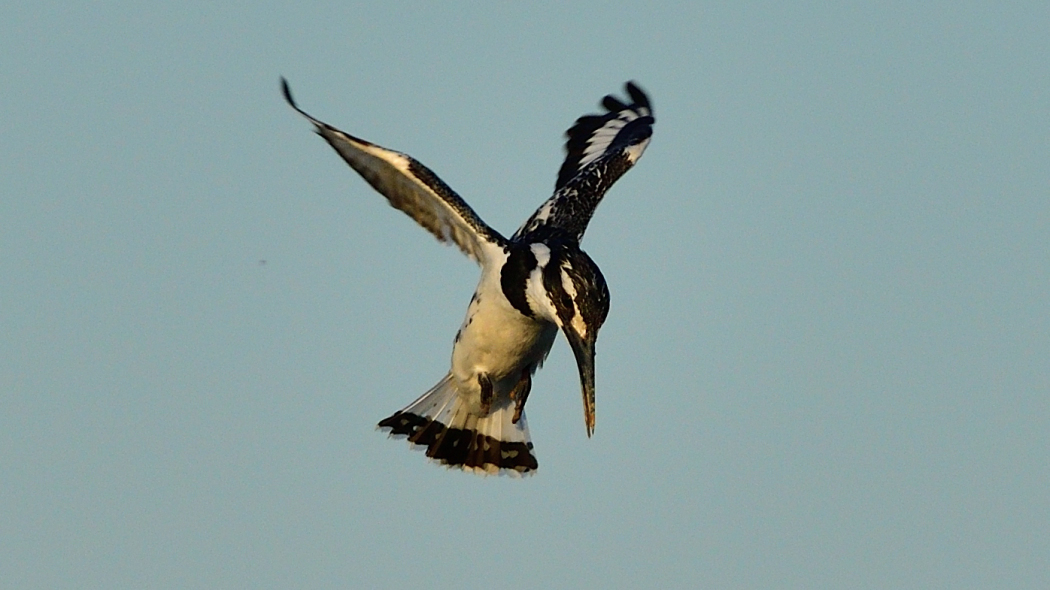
[2,2,1047,588]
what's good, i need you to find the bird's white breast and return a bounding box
[450,249,557,410]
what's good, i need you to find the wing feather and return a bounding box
[514,81,654,242]
[282,79,506,263]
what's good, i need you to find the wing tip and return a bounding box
[599,81,651,113]
[280,76,321,127]
[624,80,651,110]
[280,76,296,108]
[279,77,327,133]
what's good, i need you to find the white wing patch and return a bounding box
[577,106,651,171]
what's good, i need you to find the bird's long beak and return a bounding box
[562,327,597,437]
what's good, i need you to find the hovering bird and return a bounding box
[282,78,654,475]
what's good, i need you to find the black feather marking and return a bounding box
[602,95,628,112]
[500,245,538,318]
[378,412,538,473]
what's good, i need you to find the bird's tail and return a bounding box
[377,373,538,476]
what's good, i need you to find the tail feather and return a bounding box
[377,373,538,475]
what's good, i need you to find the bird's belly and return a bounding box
[450,296,556,403]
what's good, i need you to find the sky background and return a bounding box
[2,2,1048,588]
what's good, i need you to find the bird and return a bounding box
[282,78,654,476]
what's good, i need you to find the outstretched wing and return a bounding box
[514,81,654,243]
[282,79,507,263]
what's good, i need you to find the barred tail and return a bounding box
[377,373,538,476]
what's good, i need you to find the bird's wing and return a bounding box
[514,82,654,243]
[282,79,507,263]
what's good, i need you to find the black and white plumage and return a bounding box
[282,79,654,475]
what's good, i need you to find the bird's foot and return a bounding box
[510,372,532,424]
[478,373,494,415]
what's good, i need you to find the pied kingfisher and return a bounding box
[282,79,654,475]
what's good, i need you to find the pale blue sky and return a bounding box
[2,2,1048,588]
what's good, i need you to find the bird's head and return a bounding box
[541,246,610,437]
